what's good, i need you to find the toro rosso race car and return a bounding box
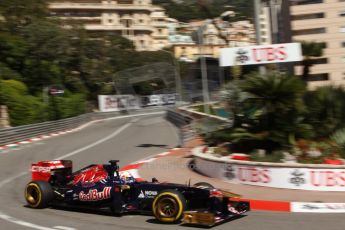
[25,160,249,226]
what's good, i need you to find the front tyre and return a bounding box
[25,181,53,209]
[152,189,186,223]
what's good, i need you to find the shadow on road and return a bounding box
[136,144,168,148]
[146,214,246,228]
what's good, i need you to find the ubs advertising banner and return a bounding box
[195,157,345,191]
[219,42,303,67]
[98,95,140,112]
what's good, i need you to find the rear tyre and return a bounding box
[152,189,186,223]
[25,181,53,209]
[193,182,214,190]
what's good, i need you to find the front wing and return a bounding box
[182,199,250,227]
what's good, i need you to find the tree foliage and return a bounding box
[217,72,313,152]
[153,0,253,22]
[0,0,185,126]
[304,86,345,138]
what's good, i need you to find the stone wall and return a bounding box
[0,105,10,128]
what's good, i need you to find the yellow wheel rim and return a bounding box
[25,183,41,208]
[157,197,178,218]
[153,192,184,222]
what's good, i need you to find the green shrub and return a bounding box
[0,80,87,125]
[250,150,284,163]
[0,79,48,125]
[331,128,345,159]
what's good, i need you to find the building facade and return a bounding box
[290,0,345,88]
[49,0,170,51]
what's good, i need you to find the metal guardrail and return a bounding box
[166,106,235,146]
[165,109,193,128]
[0,107,166,146]
[166,109,197,146]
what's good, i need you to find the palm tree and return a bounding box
[236,72,312,147]
[240,72,306,117]
[304,86,345,138]
[300,41,325,82]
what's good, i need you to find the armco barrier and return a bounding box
[166,109,197,146]
[165,109,193,127]
[0,108,165,147]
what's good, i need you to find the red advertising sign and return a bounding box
[219,42,303,67]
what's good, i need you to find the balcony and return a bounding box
[49,3,152,11]
[58,17,101,21]
[85,24,154,31]
[152,34,168,38]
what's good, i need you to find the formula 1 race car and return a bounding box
[24,160,249,226]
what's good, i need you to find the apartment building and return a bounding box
[49,0,170,51]
[259,5,272,45]
[290,0,345,88]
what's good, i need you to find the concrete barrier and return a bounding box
[193,146,345,192]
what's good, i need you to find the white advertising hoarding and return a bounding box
[291,202,345,213]
[195,157,345,191]
[98,95,140,112]
[219,42,303,67]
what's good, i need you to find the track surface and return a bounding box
[0,112,344,230]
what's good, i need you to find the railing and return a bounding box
[165,109,193,128]
[166,109,196,146]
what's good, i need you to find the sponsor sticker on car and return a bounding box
[138,190,158,198]
[79,187,111,201]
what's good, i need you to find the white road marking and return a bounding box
[0,212,55,230]
[53,226,77,230]
[55,121,133,160]
[0,172,28,188]
[0,112,163,230]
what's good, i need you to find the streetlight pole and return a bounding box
[198,25,210,114]
[254,0,266,75]
[159,49,182,106]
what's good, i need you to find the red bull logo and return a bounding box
[79,187,111,201]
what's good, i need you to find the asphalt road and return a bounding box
[0,112,344,230]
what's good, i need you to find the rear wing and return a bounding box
[31,160,72,181]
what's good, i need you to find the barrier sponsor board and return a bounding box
[141,94,176,107]
[98,94,176,112]
[98,95,140,112]
[219,42,303,67]
[291,202,345,213]
[195,156,345,191]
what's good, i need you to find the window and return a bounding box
[312,58,328,64]
[293,28,326,36]
[341,26,345,33]
[292,13,324,20]
[340,11,345,17]
[118,0,133,4]
[342,56,345,63]
[342,42,345,47]
[307,73,329,81]
[291,0,323,5]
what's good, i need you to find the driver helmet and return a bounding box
[119,171,135,183]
